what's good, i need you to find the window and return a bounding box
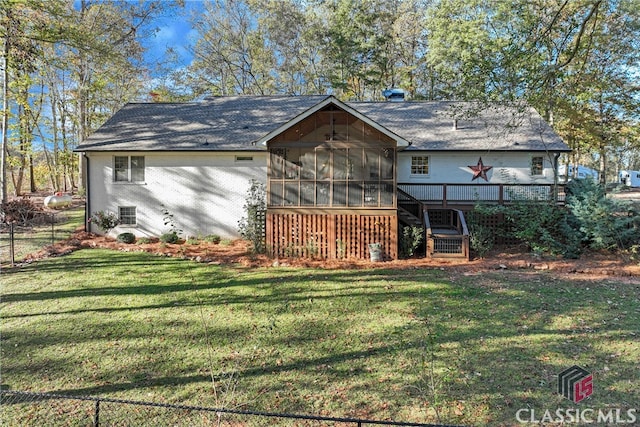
[118,206,137,225]
[114,156,145,182]
[411,156,429,175]
[235,155,253,162]
[531,156,544,176]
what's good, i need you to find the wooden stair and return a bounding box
[397,188,470,260]
[398,206,423,227]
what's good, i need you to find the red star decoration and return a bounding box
[468,157,493,181]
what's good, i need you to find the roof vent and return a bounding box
[382,88,405,102]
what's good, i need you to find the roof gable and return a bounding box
[256,96,410,149]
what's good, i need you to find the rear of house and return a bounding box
[76,95,570,260]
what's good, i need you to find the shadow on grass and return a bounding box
[2,249,638,425]
[2,249,432,305]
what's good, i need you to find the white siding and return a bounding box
[398,152,556,184]
[87,152,267,238]
[86,150,557,239]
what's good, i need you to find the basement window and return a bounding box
[118,206,137,225]
[235,156,254,162]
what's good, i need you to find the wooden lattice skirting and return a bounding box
[267,212,398,260]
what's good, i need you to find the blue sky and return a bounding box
[142,1,204,72]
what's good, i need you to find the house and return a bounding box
[619,170,640,187]
[558,164,599,182]
[75,95,570,260]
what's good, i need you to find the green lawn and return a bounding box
[1,250,639,426]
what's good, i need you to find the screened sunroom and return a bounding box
[265,102,401,260]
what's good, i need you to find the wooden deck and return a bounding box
[398,183,566,208]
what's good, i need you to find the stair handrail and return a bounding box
[423,206,432,234]
[397,187,431,257]
[397,188,425,218]
[453,209,470,259]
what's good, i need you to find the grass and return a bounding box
[1,250,639,426]
[0,205,85,267]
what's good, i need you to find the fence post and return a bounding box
[94,399,100,427]
[51,213,55,245]
[10,222,15,267]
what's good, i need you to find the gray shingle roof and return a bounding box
[76,95,569,152]
[348,101,569,152]
[77,96,328,152]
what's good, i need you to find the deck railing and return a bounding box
[398,183,566,206]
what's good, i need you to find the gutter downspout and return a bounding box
[554,153,561,204]
[83,153,90,232]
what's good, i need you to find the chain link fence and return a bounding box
[0,204,84,267]
[0,390,462,427]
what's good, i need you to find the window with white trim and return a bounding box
[531,156,544,176]
[114,156,145,182]
[118,206,137,225]
[411,156,429,175]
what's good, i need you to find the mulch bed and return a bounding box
[18,229,640,283]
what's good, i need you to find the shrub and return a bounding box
[117,232,136,244]
[90,210,120,233]
[204,234,221,244]
[566,179,639,251]
[399,225,424,258]
[160,232,179,244]
[137,237,153,245]
[1,198,42,225]
[238,179,266,253]
[498,199,581,258]
[466,205,496,258]
[186,236,200,245]
[161,205,182,237]
[468,223,494,258]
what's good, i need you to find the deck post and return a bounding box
[442,184,447,208]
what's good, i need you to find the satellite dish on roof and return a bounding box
[382,88,405,102]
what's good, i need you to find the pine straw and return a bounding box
[20,229,640,282]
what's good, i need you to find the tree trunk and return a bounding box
[1,28,9,204]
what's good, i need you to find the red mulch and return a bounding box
[19,229,640,282]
